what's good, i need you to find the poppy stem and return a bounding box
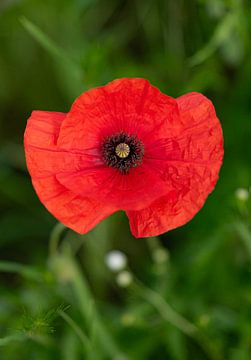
[49,222,66,257]
[50,246,126,359]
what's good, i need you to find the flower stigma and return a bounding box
[115,143,130,158]
[102,132,144,174]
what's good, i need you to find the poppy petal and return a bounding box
[127,92,224,238]
[24,111,97,178]
[55,78,180,210]
[31,176,115,234]
[57,78,180,150]
[56,161,168,211]
[24,111,115,233]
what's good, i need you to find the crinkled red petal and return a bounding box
[24,111,115,233]
[56,78,180,210]
[127,92,224,238]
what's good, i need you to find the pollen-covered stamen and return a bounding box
[102,132,144,174]
[115,143,130,158]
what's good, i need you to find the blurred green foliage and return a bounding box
[0,0,251,359]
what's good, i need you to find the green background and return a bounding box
[0,0,251,359]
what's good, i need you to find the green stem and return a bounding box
[0,261,42,281]
[133,280,221,360]
[59,310,92,355]
[134,280,197,336]
[49,222,66,257]
[69,255,124,358]
[0,334,26,347]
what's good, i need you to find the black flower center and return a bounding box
[102,132,144,173]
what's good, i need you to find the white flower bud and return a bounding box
[105,250,127,272]
[235,188,249,201]
[116,271,133,287]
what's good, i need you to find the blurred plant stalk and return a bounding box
[49,222,126,360]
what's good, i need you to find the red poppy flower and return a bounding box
[24,78,224,238]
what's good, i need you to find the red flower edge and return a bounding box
[24,78,224,238]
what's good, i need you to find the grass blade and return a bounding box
[0,260,43,281]
[20,17,84,96]
[0,334,26,347]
